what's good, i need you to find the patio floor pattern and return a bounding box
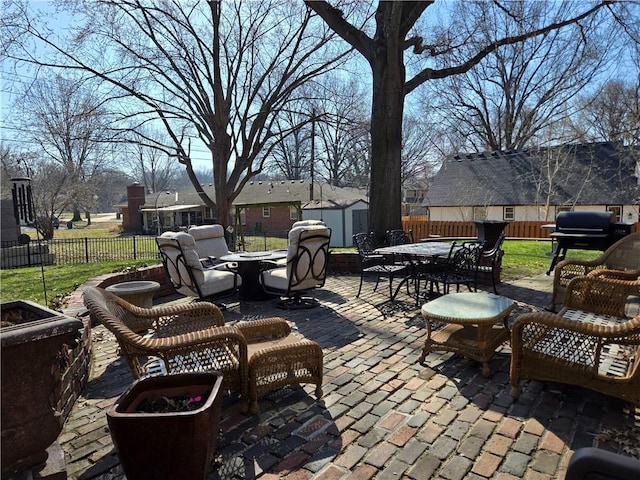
[58,274,640,480]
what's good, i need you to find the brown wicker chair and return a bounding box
[550,232,640,311]
[83,287,323,413]
[510,275,640,404]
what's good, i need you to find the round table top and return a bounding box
[421,292,514,323]
[220,250,288,262]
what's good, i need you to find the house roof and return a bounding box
[148,179,368,210]
[424,142,640,207]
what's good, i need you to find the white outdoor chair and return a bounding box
[156,231,240,301]
[259,225,331,309]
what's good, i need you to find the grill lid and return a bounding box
[555,211,614,233]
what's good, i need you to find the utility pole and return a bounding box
[310,109,315,201]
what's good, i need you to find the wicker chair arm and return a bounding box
[562,275,640,317]
[513,311,640,340]
[553,259,604,289]
[586,269,640,281]
[236,317,292,342]
[555,256,606,273]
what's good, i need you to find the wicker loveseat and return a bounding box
[550,232,640,311]
[83,287,323,413]
[511,274,640,404]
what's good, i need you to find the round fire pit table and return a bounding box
[106,281,160,309]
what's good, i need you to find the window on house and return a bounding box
[503,206,515,221]
[289,207,298,220]
[473,207,487,220]
[607,206,622,222]
[239,209,246,226]
[262,207,270,218]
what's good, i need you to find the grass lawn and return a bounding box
[50,214,124,238]
[0,260,160,308]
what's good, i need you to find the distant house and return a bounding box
[424,142,640,224]
[119,179,369,247]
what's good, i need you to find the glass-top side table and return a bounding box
[420,292,515,377]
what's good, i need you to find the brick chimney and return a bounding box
[123,182,146,233]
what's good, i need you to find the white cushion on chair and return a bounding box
[170,232,203,270]
[260,267,290,291]
[188,225,232,262]
[193,268,239,297]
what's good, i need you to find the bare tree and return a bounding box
[268,108,314,180]
[15,74,112,224]
[126,129,182,193]
[401,113,436,187]
[307,0,618,241]
[424,1,614,152]
[312,78,371,186]
[575,80,640,146]
[2,0,350,229]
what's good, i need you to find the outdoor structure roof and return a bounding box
[149,179,368,210]
[140,204,201,212]
[302,198,367,210]
[424,142,640,207]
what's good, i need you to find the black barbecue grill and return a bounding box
[546,211,632,274]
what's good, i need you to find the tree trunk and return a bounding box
[72,208,82,222]
[369,24,405,244]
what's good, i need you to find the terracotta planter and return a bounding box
[1,300,83,478]
[106,372,223,480]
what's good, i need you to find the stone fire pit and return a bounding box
[1,300,84,478]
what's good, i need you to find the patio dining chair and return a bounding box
[474,232,506,294]
[353,232,409,300]
[420,241,483,297]
[187,224,234,269]
[385,229,415,267]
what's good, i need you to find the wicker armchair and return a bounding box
[510,275,640,404]
[83,287,323,413]
[550,232,640,311]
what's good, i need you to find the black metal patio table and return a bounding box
[374,242,460,302]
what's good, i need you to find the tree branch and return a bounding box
[406,1,611,93]
[305,0,375,64]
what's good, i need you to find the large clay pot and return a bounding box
[106,372,223,480]
[1,300,83,478]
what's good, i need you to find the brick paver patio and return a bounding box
[59,274,640,479]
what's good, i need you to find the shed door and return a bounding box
[352,209,368,237]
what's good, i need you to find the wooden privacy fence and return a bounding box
[401,217,639,241]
